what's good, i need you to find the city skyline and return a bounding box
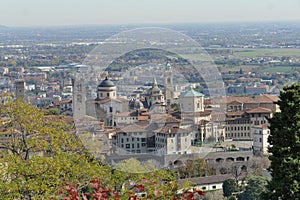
[1,0,300,26]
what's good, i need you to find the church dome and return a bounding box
[134,99,144,109]
[98,77,115,87]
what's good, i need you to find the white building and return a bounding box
[178,86,208,124]
[111,124,155,154]
[253,124,270,155]
[179,86,204,113]
[96,77,117,100]
[197,120,225,143]
[225,107,272,140]
[85,76,129,126]
[155,126,192,155]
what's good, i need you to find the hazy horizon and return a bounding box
[1,0,300,27]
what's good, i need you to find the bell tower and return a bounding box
[15,79,25,100]
[72,75,86,120]
[164,63,174,107]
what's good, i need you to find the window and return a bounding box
[137,150,141,153]
[212,185,216,189]
[141,138,146,142]
[137,143,140,148]
[259,138,262,143]
[77,84,82,92]
[132,144,134,148]
[77,95,82,103]
[121,138,124,143]
[142,143,146,147]
[109,107,113,113]
[107,93,110,97]
[126,144,130,149]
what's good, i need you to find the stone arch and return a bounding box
[226,157,234,162]
[174,160,184,166]
[236,157,245,161]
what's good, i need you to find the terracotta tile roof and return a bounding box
[117,124,149,133]
[165,116,181,123]
[138,115,149,121]
[114,111,137,117]
[253,123,270,129]
[182,110,211,117]
[136,121,150,127]
[246,107,272,113]
[153,115,180,124]
[226,96,256,104]
[156,126,191,134]
[226,111,245,116]
[150,114,170,122]
[255,94,279,103]
[83,115,98,121]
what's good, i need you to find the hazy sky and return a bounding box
[1,0,300,26]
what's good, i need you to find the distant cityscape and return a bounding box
[1,22,300,198]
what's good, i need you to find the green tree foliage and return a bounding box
[263,83,300,199]
[0,100,110,199]
[223,179,239,197]
[114,157,155,173]
[239,176,267,200]
[0,101,202,199]
[177,158,215,179]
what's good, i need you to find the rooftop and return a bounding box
[180,87,204,98]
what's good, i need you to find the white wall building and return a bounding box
[179,86,204,113]
[253,124,270,155]
[155,127,192,155]
[111,124,155,155]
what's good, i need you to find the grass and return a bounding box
[259,66,293,73]
[233,48,300,58]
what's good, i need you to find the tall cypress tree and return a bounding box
[264,83,300,199]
